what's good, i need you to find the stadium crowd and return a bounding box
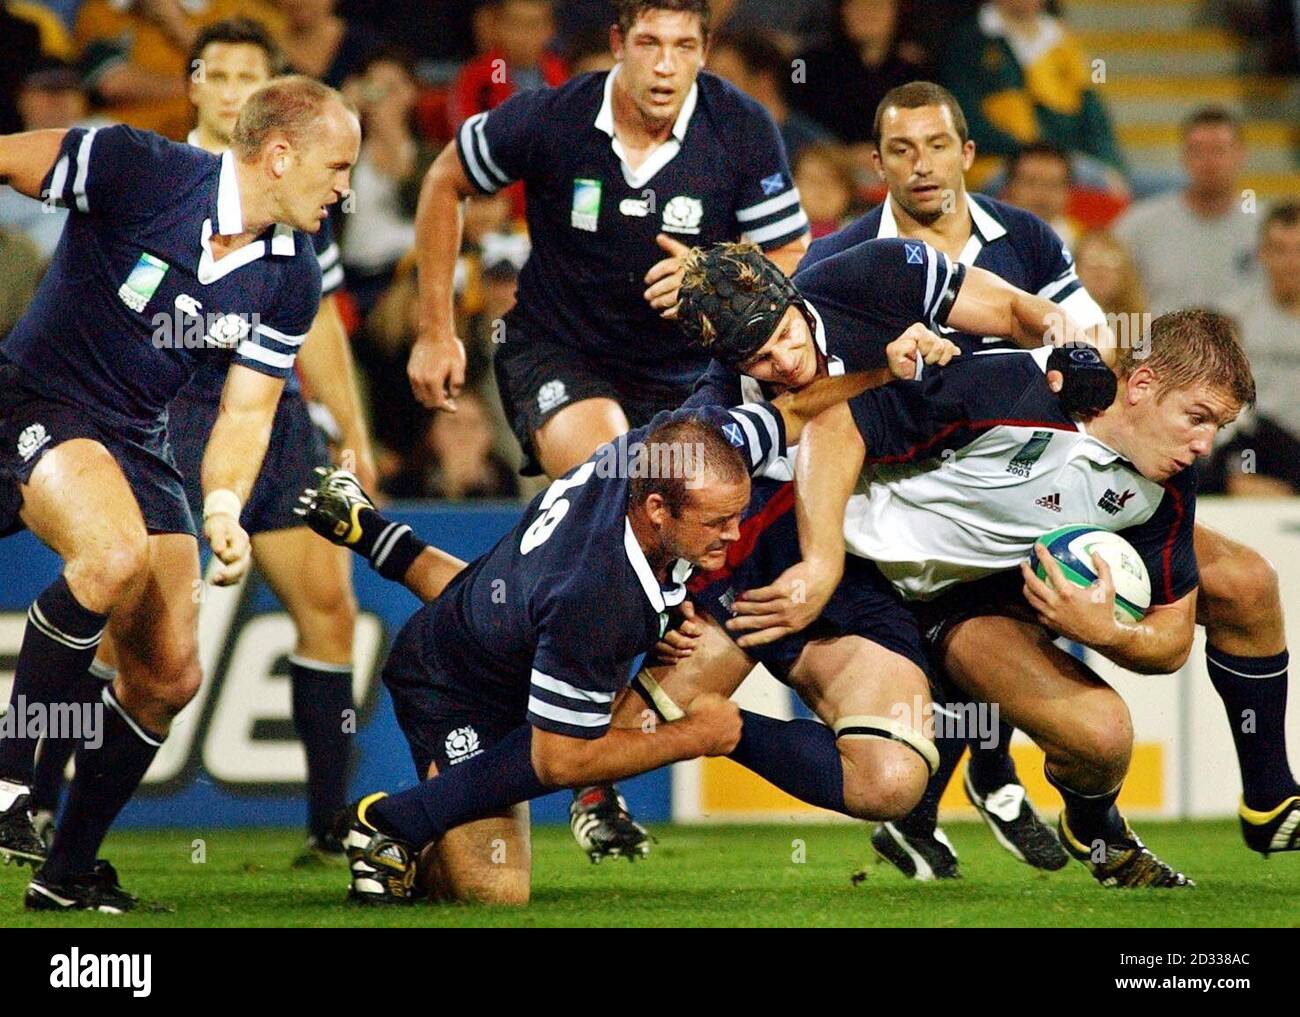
[1,0,1298,497]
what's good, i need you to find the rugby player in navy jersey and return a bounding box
[0,76,359,911]
[294,379,885,904]
[28,18,376,870]
[811,81,1300,872]
[407,0,811,859]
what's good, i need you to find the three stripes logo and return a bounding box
[1035,492,1062,512]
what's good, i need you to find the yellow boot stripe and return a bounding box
[356,791,388,830]
[1239,794,1300,825]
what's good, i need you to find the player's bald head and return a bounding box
[230,74,357,161]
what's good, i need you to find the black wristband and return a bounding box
[368,519,428,582]
[1048,344,1117,417]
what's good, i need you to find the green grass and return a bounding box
[3,820,1298,927]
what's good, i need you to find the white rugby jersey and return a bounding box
[844,347,1199,604]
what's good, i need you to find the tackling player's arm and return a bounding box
[201,366,284,584]
[530,692,740,786]
[408,143,477,410]
[948,265,1092,350]
[0,129,67,197]
[1022,549,1197,674]
[294,293,377,489]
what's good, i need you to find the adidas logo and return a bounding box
[1035,492,1061,512]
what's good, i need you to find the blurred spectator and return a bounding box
[1073,229,1145,319]
[381,389,520,500]
[942,0,1126,194]
[793,142,856,237]
[1114,106,1257,316]
[1,2,74,134]
[707,28,830,164]
[337,0,480,64]
[275,0,381,88]
[0,65,113,263]
[711,0,836,51]
[1002,141,1078,248]
[0,226,42,341]
[74,0,285,139]
[790,0,932,149]
[1213,203,1300,496]
[565,25,618,75]
[448,0,568,130]
[340,49,435,315]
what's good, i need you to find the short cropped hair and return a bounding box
[629,416,747,517]
[873,80,969,147]
[1262,200,1300,238]
[230,75,350,160]
[1116,309,1255,407]
[1180,104,1242,141]
[1006,141,1072,182]
[616,0,711,40]
[186,17,284,81]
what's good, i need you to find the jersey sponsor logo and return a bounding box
[16,423,50,462]
[1035,491,1062,512]
[619,197,651,217]
[174,293,202,318]
[662,195,704,235]
[445,725,483,764]
[537,379,569,414]
[760,172,785,196]
[904,242,924,265]
[1098,488,1137,515]
[117,252,170,313]
[571,178,602,232]
[1006,430,1054,477]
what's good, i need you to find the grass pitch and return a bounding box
[2,819,1297,927]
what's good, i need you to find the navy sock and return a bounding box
[1206,646,1298,810]
[30,661,114,814]
[42,684,162,882]
[966,718,1019,795]
[289,658,354,839]
[0,576,107,785]
[1046,766,1126,846]
[727,710,846,814]
[351,507,427,582]
[896,711,966,838]
[369,724,546,844]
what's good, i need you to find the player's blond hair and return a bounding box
[1116,309,1255,407]
[231,75,352,160]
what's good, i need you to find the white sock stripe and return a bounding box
[287,655,354,674]
[100,686,165,748]
[372,524,412,571]
[369,522,401,567]
[28,602,104,650]
[1205,651,1289,680]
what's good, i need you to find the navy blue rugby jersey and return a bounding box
[3,125,320,431]
[415,401,786,739]
[456,67,807,385]
[805,193,1106,347]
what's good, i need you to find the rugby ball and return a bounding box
[1032,525,1151,624]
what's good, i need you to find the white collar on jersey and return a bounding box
[877,193,1008,266]
[594,63,700,189]
[196,148,295,283]
[624,519,689,613]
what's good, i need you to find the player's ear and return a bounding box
[1125,364,1157,405]
[610,24,623,60]
[961,139,976,171]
